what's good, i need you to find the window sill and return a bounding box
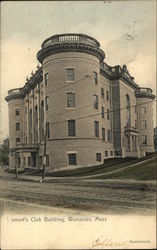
[66,107,76,109]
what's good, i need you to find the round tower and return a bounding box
[135,87,155,156]
[5,89,24,167]
[37,33,106,168]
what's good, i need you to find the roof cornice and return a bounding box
[37,43,105,63]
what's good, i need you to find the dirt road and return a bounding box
[0,176,156,215]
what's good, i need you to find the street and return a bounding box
[0,175,156,215]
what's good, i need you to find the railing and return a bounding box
[16,143,39,148]
[100,62,112,75]
[59,35,79,42]
[135,87,155,99]
[8,88,22,95]
[136,87,152,94]
[43,34,99,48]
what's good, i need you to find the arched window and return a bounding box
[126,94,131,126]
[41,101,44,140]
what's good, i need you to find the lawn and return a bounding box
[46,157,146,177]
[4,154,156,180]
[95,158,157,180]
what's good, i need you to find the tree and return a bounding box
[0,137,9,166]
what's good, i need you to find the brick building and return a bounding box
[5,33,155,169]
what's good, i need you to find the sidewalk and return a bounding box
[3,172,156,192]
[1,166,156,191]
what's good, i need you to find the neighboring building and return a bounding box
[5,33,155,169]
[154,127,157,152]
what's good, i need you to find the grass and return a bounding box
[46,158,131,177]
[4,153,156,180]
[46,157,148,177]
[96,158,157,180]
[5,167,42,176]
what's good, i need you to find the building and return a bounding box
[154,127,157,152]
[5,33,155,169]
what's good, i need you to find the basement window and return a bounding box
[96,153,101,162]
[68,153,77,165]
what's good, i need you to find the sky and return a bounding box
[0,0,156,141]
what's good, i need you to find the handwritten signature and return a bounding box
[92,238,129,249]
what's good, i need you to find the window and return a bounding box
[46,155,49,167]
[126,94,131,126]
[134,136,137,152]
[96,153,101,162]
[105,150,108,157]
[16,122,20,131]
[142,120,147,129]
[115,150,120,156]
[142,135,147,144]
[106,90,109,100]
[45,96,49,111]
[110,151,113,156]
[126,135,130,152]
[107,129,111,142]
[94,95,98,109]
[66,68,74,81]
[15,108,20,116]
[44,73,48,86]
[68,153,77,165]
[93,72,98,84]
[101,88,104,99]
[18,157,21,165]
[94,121,99,137]
[34,105,38,142]
[141,107,146,115]
[122,137,125,147]
[68,120,75,136]
[107,109,110,120]
[102,128,105,141]
[29,109,33,143]
[67,92,75,108]
[28,156,31,166]
[16,138,20,144]
[47,122,50,138]
[135,120,137,129]
[101,106,104,118]
[41,101,44,141]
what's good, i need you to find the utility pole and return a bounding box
[42,121,48,181]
